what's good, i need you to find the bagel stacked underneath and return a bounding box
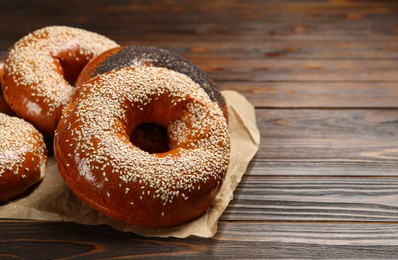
[74,45,228,154]
[1,26,230,228]
[76,46,228,119]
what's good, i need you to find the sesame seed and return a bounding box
[54,66,230,210]
[0,113,47,185]
[3,26,118,133]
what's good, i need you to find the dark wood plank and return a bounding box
[0,0,398,49]
[219,82,398,108]
[223,175,398,222]
[247,157,398,177]
[196,58,398,82]
[218,222,398,259]
[2,220,398,259]
[176,40,398,59]
[256,108,398,161]
[5,37,398,59]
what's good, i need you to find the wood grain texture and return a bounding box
[219,82,398,108]
[247,158,398,176]
[2,221,398,259]
[1,0,398,259]
[256,109,398,161]
[223,176,398,222]
[200,58,398,82]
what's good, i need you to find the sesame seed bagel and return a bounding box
[54,66,230,227]
[76,45,228,120]
[0,113,48,202]
[2,26,119,136]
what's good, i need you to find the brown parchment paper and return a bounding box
[0,90,260,238]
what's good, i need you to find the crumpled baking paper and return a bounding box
[0,90,260,238]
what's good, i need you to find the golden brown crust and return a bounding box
[2,26,118,136]
[0,53,13,115]
[77,46,228,120]
[55,66,230,227]
[0,113,48,202]
[0,97,12,115]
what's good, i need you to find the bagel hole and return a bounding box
[130,123,170,154]
[59,59,88,87]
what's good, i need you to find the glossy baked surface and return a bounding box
[55,67,230,227]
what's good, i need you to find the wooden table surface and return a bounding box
[1,0,398,258]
